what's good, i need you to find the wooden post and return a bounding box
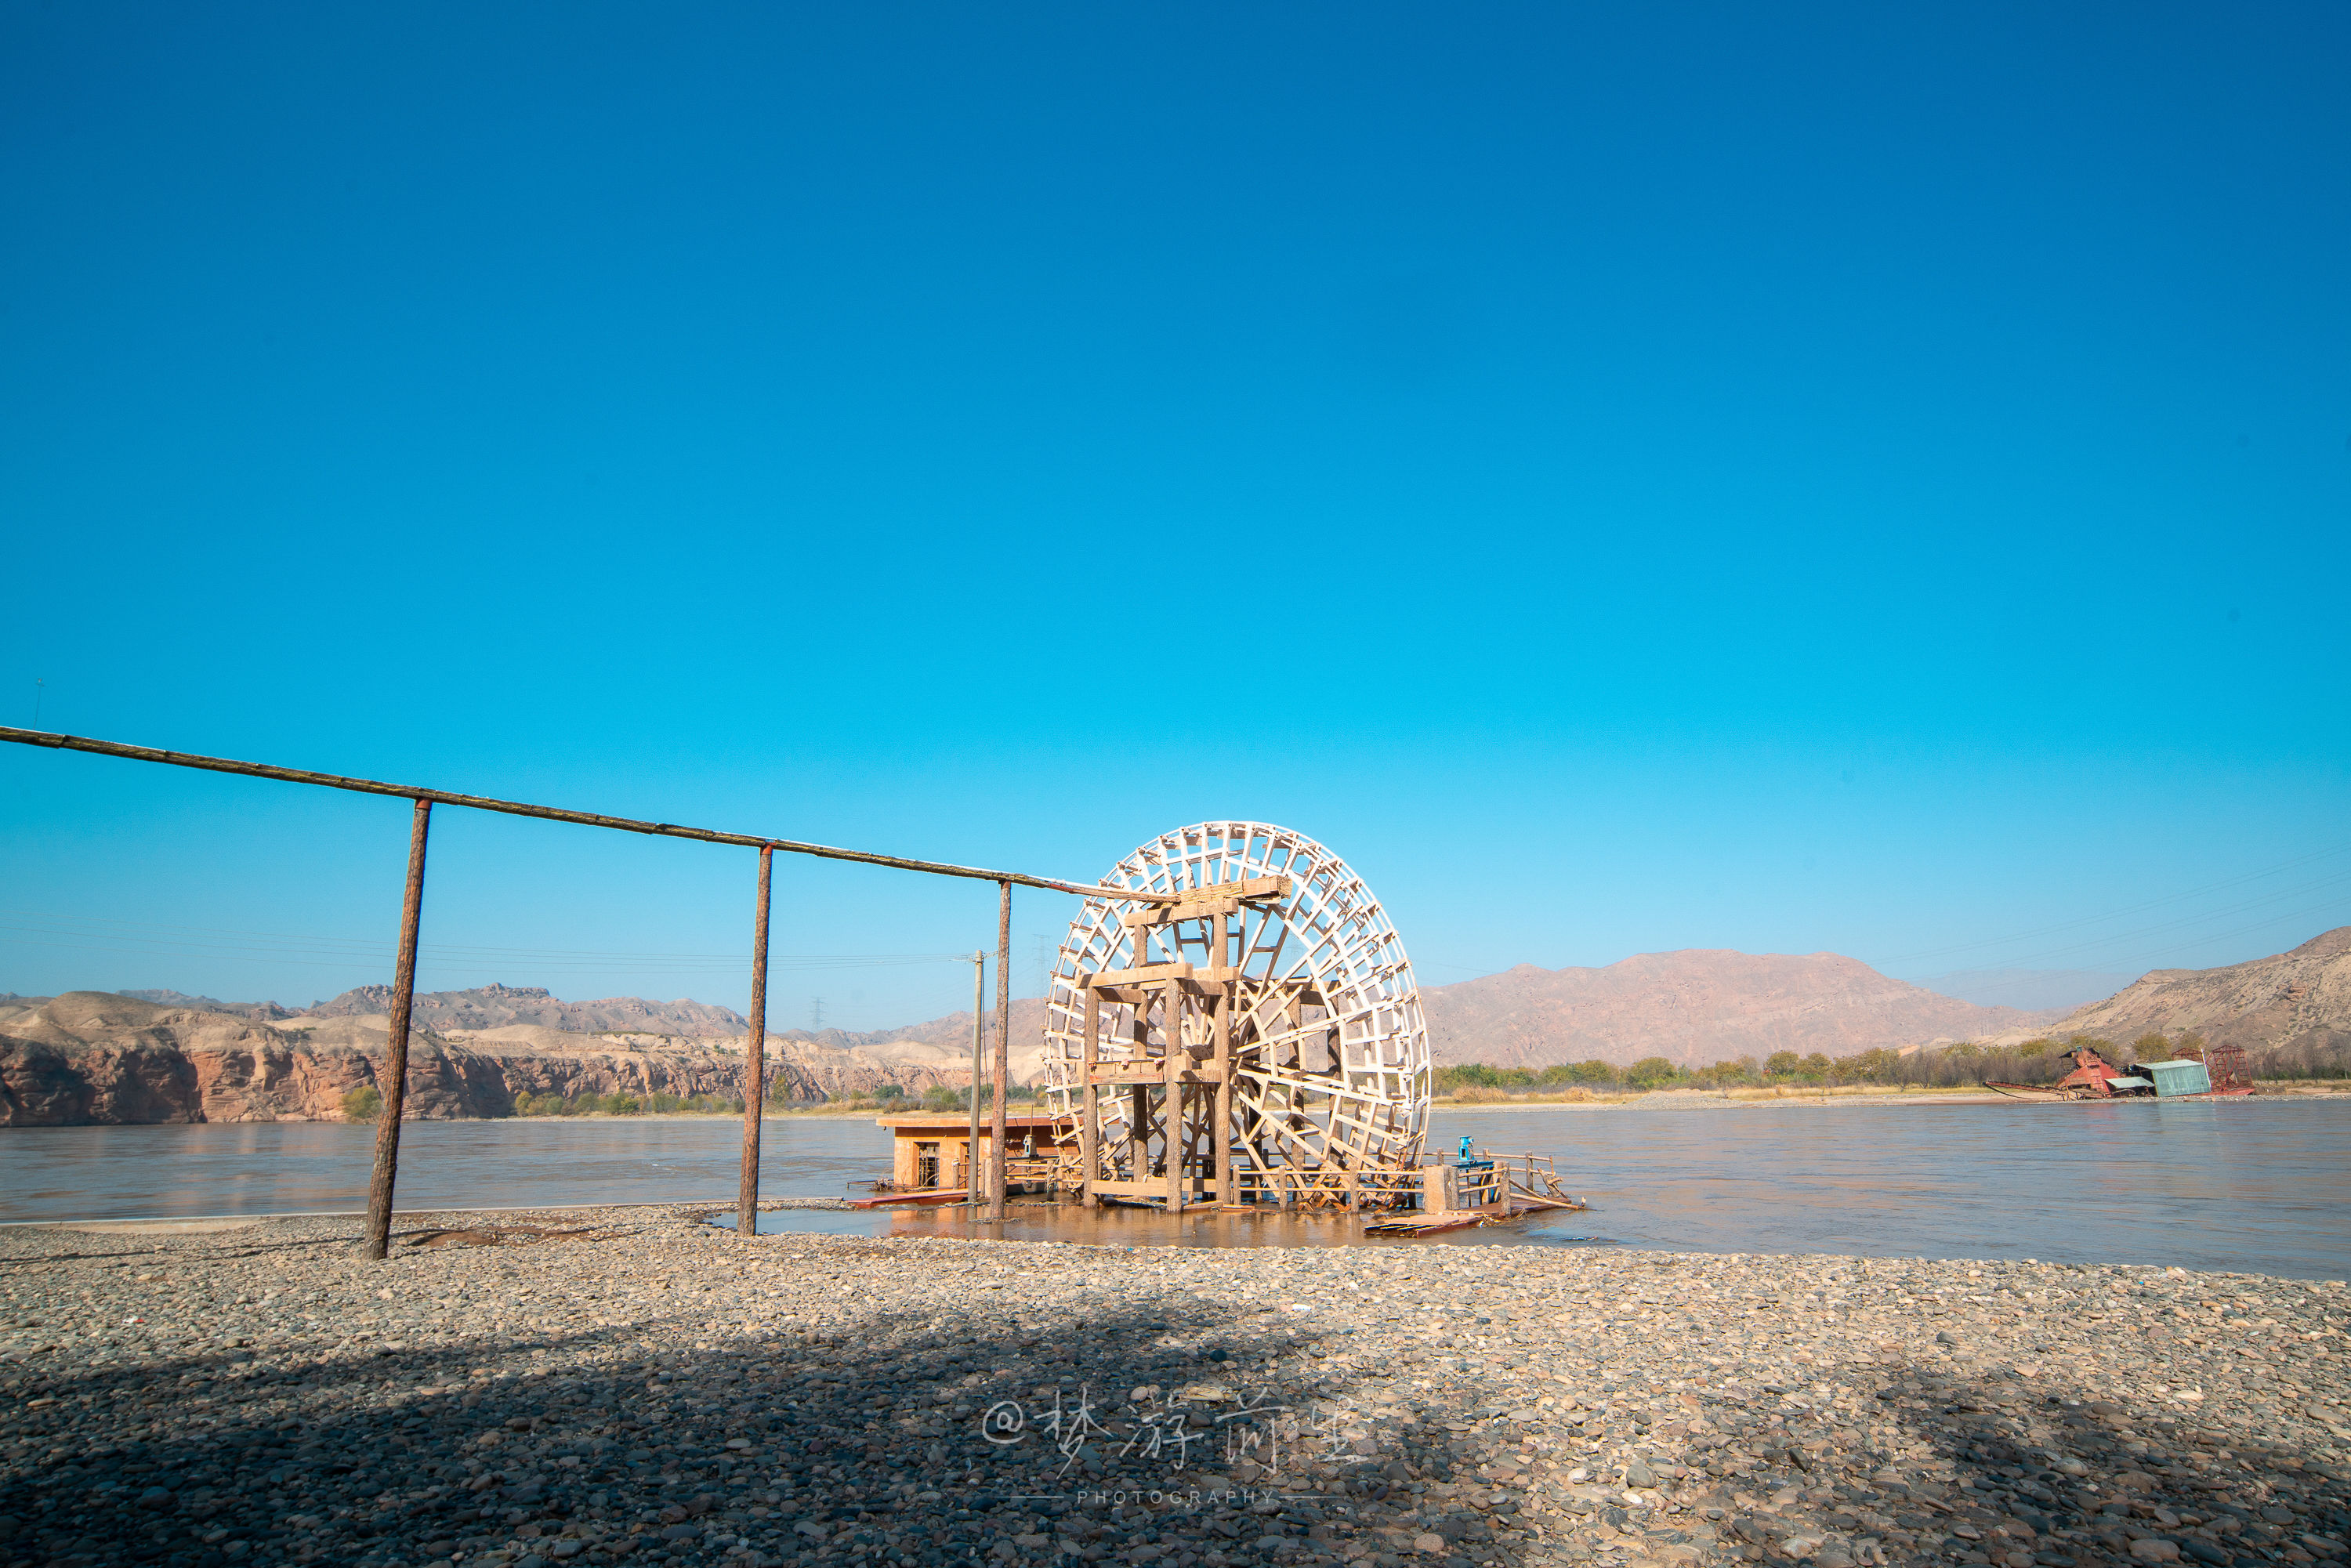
[990,880,1011,1222]
[1080,985,1100,1207]
[735,844,773,1236]
[968,950,984,1199]
[1165,980,1184,1214]
[1129,1084,1148,1178]
[1213,983,1234,1208]
[362,799,432,1262]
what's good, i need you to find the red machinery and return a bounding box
[1988,1041,2255,1100]
[1988,1044,2154,1100]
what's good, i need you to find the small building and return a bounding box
[2143,1059,2214,1098]
[875,1112,1076,1193]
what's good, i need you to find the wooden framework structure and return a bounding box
[1041,823,1431,1211]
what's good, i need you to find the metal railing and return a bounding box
[0,726,1181,1249]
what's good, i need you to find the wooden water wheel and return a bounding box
[1040,822,1429,1210]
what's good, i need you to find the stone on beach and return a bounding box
[0,1205,2346,1568]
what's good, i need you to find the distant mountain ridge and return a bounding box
[1419,948,2061,1070]
[1981,925,2351,1061]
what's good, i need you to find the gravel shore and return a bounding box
[2,1206,2345,1568]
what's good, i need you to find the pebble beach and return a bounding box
[2,1206,2345,1568]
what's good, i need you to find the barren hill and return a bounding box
[1980,925,2351,1061]
[1420,949,2059,1069]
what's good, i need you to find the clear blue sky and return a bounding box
[3,4,2346,1030]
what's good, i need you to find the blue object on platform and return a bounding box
[2143,1059,2213,1097]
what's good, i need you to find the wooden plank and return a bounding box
[1085,961,1193,985]
[1091,1065,1170,1085]
[848,1189,970,1209]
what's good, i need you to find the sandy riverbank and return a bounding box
[2,1208,2344,1568]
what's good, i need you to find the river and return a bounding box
[5,1099,2346,1278]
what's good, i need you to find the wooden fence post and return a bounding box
[737,843,773,1235]
[362,799,433,1262]
[990,880,1011,1222]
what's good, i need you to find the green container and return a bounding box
[2144,1059,2213,1097]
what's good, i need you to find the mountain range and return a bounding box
[1980,925,2350,1065]
[9,928,2346,1124]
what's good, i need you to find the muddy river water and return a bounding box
[5,1098,2346,1277]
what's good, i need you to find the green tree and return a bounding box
[2131,1032,2171,1062]
[1765,1051,1801,1077]
[607,1092,641,1115]
[2016,1039,2049,1059]
[1800,1052,1832,1079]
[341,1085,382,1121]
[1625,1056,1682,1091]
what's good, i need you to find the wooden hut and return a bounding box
[875,1111,1076,1193]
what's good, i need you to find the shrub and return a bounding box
[341,1085,383,1121]
[1625,1056,1683,1091]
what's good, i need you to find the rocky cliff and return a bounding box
[306,983,750,1037]
[0,993,955,1127]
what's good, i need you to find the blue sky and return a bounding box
[3,3,2346,1029]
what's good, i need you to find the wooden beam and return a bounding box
[1085,961,1194,986]
[1118,876,1295,929]
[1080,985,1100,1209]
[1214,981,1236,1209]
[1165,980,1184,1215]
[1121,896,1238,930]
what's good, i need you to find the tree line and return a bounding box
[1433,1027,2346,1099]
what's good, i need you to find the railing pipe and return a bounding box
[0,727,1176,903]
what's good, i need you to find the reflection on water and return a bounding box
[0,1117,877,1219]
[5,1100,2347,1278]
